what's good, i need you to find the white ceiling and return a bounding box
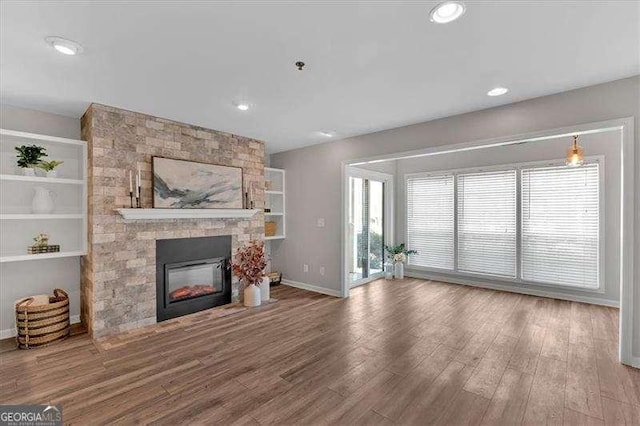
[1,1,638,153]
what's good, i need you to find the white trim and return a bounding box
[618,117,635,366]
[0,315,80,340]
[281,279,342,297]
[347,119,626,166]
[405,270,619,308]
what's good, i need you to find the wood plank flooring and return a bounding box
[0,278,637,425]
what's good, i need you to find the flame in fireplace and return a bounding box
[169,285,216,301]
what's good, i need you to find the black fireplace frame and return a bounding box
[156,236,232,322]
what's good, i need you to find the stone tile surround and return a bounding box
[81,104,265,338]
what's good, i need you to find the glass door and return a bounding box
[348,174,387,287]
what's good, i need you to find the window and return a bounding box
[407,174,454,270]
[521,163,599,288]
[458,170,517,277]
[406,159,601,290]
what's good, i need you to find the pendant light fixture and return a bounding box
[566,135,584,167]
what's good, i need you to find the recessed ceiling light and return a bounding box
[235,103,250,111]
[429,1,466,24]
[45,36,83,55]
[487,87,509,97]
[319,131,336,137]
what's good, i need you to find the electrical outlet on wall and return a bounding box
[316,218,325,228]
[319,266,325,276]
[303,264,309,273]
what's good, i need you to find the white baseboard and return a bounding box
[0,314,81,340]
[281,279,342,298]
[628,356,640,369]
[405,271,620,308]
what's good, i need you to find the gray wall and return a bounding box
[270,76,640,355]
[0,104,82,336]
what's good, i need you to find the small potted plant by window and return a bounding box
[37,160,64,178]
[15,145,47,176]
[384,244,418,280]
[231,240,267,307]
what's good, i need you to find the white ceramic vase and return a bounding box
[32,186,55,214]
[384,262,394,280]
[22,167,35,176]
[395,262,404,279]
[46,170,58,178]
[261,276,270,302]
[244,283,261,307]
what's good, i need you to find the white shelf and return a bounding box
[116,208,261,221]
[1,214,83,220]
[0,174,83,185]
[264,167,285,242]
[0,250,87,263]
[1,128,86,147]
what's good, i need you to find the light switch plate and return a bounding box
[319,266,325,276]
[303,264,309,273]
[317,218,325,227]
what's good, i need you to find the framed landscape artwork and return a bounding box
[152,157,243,209]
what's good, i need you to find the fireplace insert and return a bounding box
[156,236,231,321]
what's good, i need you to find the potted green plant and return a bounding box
[15,145,47,176]
[231,240,267,307]
[37,160,64,178]
[384,243,418,280]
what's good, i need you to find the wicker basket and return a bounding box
[265,221,277,237]
[15,289,70,349]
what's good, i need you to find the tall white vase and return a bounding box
[395,262,404,279]
[32,186,55,214]
[244,283,261,307]
[261,276,270,302]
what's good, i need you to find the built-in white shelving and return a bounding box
[115,208,260,221]
[0,128,87,262]
[264,167,285,240]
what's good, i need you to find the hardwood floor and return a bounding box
[1,279,638,425]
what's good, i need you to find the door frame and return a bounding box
[343,167,394,290]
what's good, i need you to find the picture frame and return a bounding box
[152,157,244,209]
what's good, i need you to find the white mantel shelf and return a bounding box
[116,208,261,221]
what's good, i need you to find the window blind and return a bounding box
[407,175,454,270]
[521,163,599,288]
[457,170,517,277]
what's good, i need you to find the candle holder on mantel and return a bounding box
[129,191,134,208]
[136,186,141,208]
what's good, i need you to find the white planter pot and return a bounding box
[384,262,394,280]
[22,168,35,176]
[261,277,270,302]
[46,170,58,178]
[32,186,55,214]
[395,262,404,280]
[244,283,261,307]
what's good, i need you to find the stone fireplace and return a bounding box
[80,104,265,338]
